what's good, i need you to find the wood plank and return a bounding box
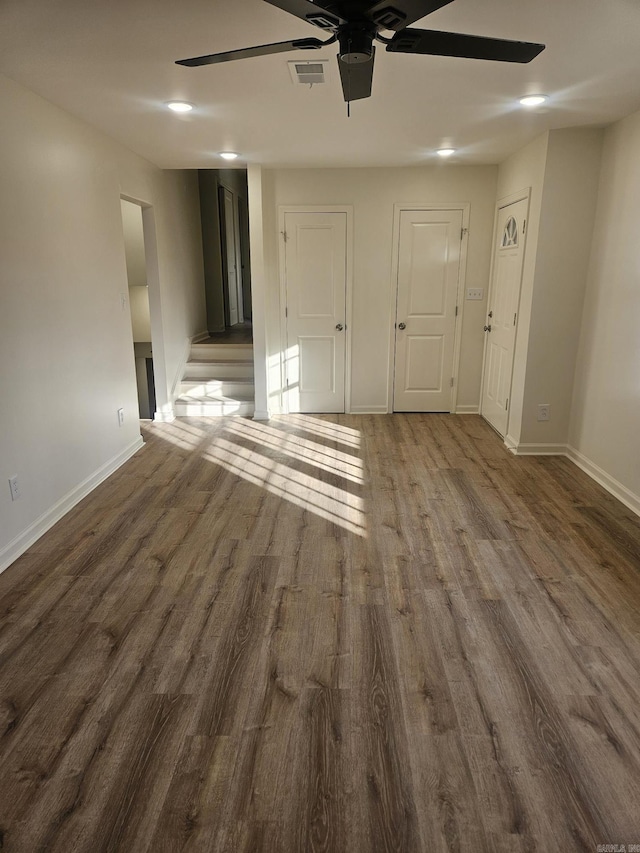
[0,414,638,851]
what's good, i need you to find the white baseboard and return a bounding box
[191,330,210,344]
[154,409,176,423]
[506,441,568,456]
[566,445,640,517]
[504,434,518,454]
[455,405,480,414]
[253,409,271,421]
[0,436,144,575]
[349,405,388,414]
[504,437,640,518]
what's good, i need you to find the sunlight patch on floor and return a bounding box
[280,414,361,449]
[144,420,207,450]
[203,434,366,537]
[226,419,364,484]
[146,415,366,536]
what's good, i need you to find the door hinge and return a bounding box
[285,307,288,318]
[522,219,526,234]
[450,377,454,388]
[281,230,288,243]
[455,305,459,317]
[506,397,509,409]
[513,312,517,326]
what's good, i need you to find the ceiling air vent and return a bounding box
[288,60,328,86]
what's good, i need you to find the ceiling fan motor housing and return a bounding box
[339,23,376,63]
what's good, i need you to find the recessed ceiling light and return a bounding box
[219,152,239,160]
[437,148,456,158]
[166,101,194,113]
[519,94,548,107]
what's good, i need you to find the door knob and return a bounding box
[335,323,344,331]
[398,322,406,330]
[484,324,492,332]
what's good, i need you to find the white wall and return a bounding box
[0,73,206,570]
[495,129,603,449]
[569,110,640,508]
[521,128,603,446]
[261,165,498,413]
[248,165,270,420]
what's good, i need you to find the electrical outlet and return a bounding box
[466,288,484,301]
[8,476,20,501]
[537,404,550,422]
[117,408,125,427]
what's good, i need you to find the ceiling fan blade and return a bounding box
[338,48,375,101]
[263,0,346,31]
[366,0,455,31]
[176,37,326,67]
[386,28,545,62]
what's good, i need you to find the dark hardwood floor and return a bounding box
[0,414,639,852]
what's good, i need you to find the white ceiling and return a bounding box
[1,0,640,169]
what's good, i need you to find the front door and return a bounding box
[283,210,347,413]
[480,196,528,436]
[393,208,463,412]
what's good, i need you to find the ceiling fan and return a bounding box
[176,0,545,104]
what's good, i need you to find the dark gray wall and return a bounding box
[198,170,226,332]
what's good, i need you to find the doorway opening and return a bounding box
[198,170,253,347]
[120,198,156,420]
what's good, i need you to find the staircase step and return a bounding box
[174,395,255,417]
[191,343,253,361]
[179,378,254,398]
[183,359,254,380]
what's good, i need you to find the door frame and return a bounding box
[120,193,172,421]
[277,205,354,414]
[387,202,470,413]
[479,188,531,438]
[237,195,252,321]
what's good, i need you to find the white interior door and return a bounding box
[393,208,463,412]
[222,187,239,326]
[481,196,528,436]
[283,210,347,413]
